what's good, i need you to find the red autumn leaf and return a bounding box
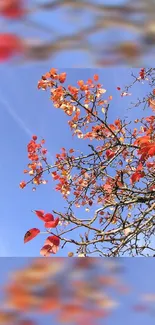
[106,150,115,160]
[0,0,26,19]
[146,162,155,168]
[44,213,54,222]
[34,210,45,221]
[45,217,59,228]
[77,80,84,87]
[46,235,60,245]
[148,98,155,111]
[42,148,47,155]
[94,74,99,81]
[40,236,60,255]
[69,148,74,153]
[32,135,37,141]
[40,244,53,257]
[148,145,155,156]
[24,228,40,243]
[136,162,143,171]
[19,181,26,189]
[59,72,66,83]
[134,135,150,146]
[130,171,145,184]
[45,235,60,254]
[0,33,23,61]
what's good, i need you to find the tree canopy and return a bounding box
[20,67,155,257]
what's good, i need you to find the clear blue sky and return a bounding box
[0,258,154,324]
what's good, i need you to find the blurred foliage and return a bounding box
[0,0,155,66]
[0,258,154,324]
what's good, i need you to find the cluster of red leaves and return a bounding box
[20,135,48,189]
[38,68,112,126]
[139,68,145,79]
[0,1,28,62]
[20,68,155,256]
[34,210,59,228]
[134,135,155,162]
[24,210,60,256]
[0,259,128,325]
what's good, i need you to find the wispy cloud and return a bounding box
[0,88,32,137]
[0,88,54,163]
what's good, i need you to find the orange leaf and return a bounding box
[69,148,74,153]
[77,80,84,87]
[20,181,26,189]
[24,228,40,243]
[39,298,60,312]
[148,98,155,111]
[94,74,99,81]
[59,72,66,83]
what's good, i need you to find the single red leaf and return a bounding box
[94,74,99,81]
[148,145,155,156]
[0,33,23,61]
[32,135,37,141]
[45,235,60,247]
[40,245,53,257]
[45,217,59,228]
[130,171,145,184]
[24,228,40,243]
[44,213,54,222]
[34,210,45,221]
[40,236,60,255]
[106,150,115,160]
[148,98,155,111]
[19,181,26,189]
[0,1,26,19]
